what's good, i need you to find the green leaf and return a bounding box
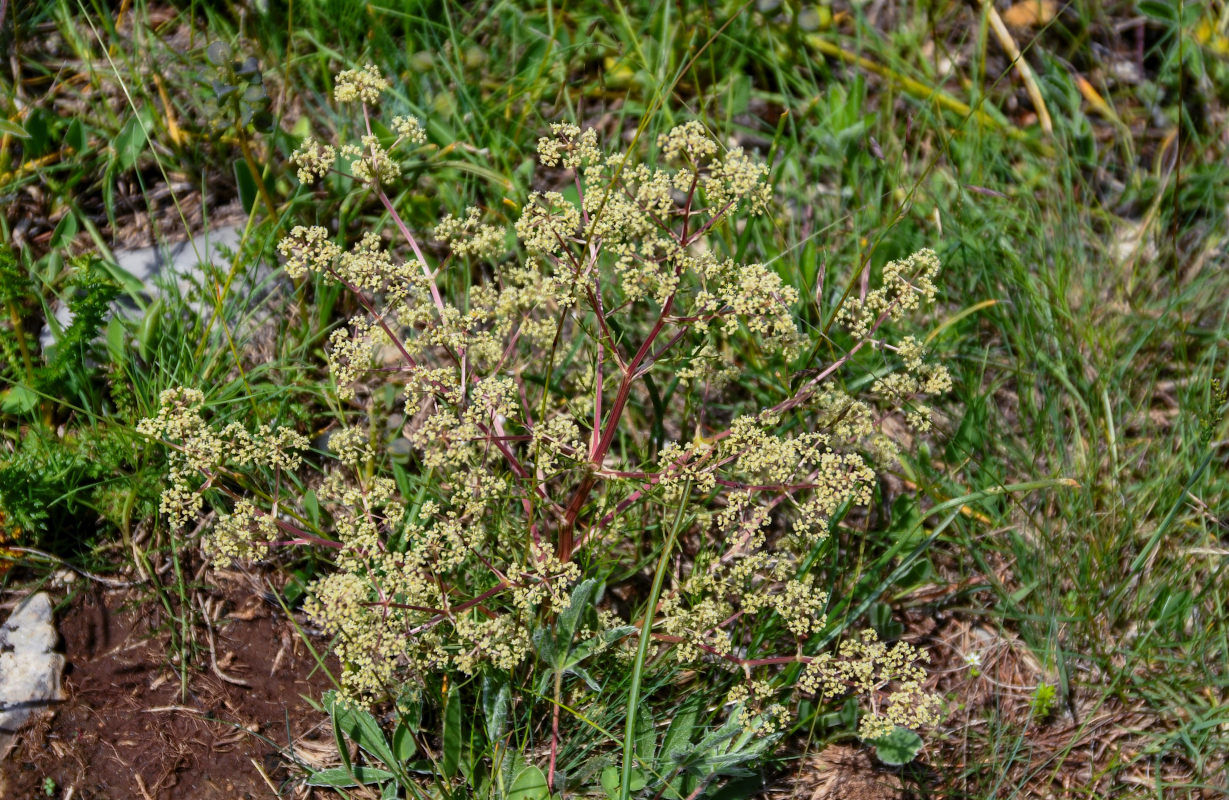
[381,780,400,800]
[482,674,511,743]
[868,602,903,641]
[329,692,399,771]
[634,708,656,764]
[66,118,87,152]
[532,625,556,664]
[554,578,599,660]
[135,296,162,361]
[660,699,699,765]
[233,158,259,214]
[0,119,29,139]
[50,213,79,249]
[303,489,320,526]
[392,723,417,763]
[565,664,601,692]
[206,40,231,66]
[1,385,39,414]
[105,316,126,363]
[564,625,637,668]
[324,691,353,773]
[508,765,549,800]
[601,766,621,799]
[114,117,147,171]
[871,726,923,766]
[442,683,462,778]
[305,766,395,787]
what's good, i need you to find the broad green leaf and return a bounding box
[868,602,903,641]
[532,625,556,664]
[600,766,620,799]
[392,723,417,763]
[508,765,549,800]
[381,780,400,800]
[305,766,395,787]
[114,116,146,171]
[105,316,126,363]
[1137,0,1175,22]
[442,684,462,778]
[66,118,87,152]
[1,385,39,414]
[871,726,923,766]
[206,40,231,66]
[600,765,647,799]
[660,699,699,765]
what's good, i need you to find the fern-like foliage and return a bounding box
[0,245,149,549]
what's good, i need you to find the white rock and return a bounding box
[0,593,66,760]
[39,223,252,351]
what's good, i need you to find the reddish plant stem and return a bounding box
[548,673,562,790]
[362,104,445,315]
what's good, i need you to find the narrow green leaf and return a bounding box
[306,766,395,787]
[329,692,399,771]
[233,158,258,214]
[565,664,601,692]
[482,674,511,743]
[634,709,657,765]
[303,489,320,526]
[50,213,79,249]
[442,683,462,778]
[554,578,599,660]
[324,691,353,773]
[0,119,29,139]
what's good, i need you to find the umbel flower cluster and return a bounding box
[141,64,947,749]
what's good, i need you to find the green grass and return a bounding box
[3,0,1227,797]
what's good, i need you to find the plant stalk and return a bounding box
[620,480,691,800]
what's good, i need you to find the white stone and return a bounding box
[0,593,65,760]
[39,224,250,351]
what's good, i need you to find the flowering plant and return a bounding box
[140,64,947,794]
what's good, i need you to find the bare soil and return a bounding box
[0,578,337,800]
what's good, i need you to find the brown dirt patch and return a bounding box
[900,599,1228,799]
[0,579,338,800]
[778,746,904,800]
